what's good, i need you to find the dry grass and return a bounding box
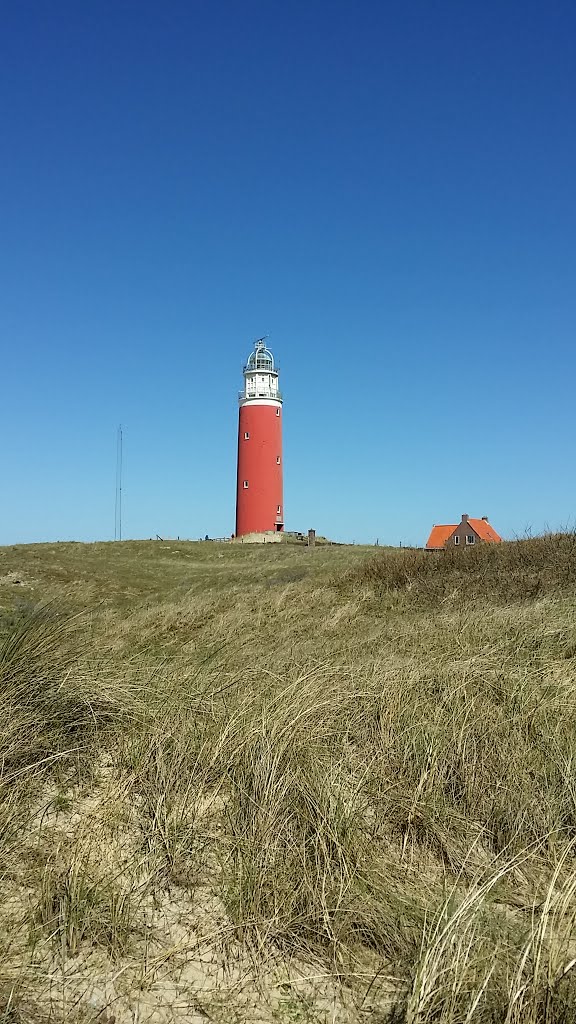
[353,532,576,607]
[0,537,575,1022]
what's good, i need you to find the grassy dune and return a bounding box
[1,536,575,1023]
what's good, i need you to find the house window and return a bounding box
[244,432,250,439]
[243,480,249,489]
[276,456,281,464]
[466,534,475,545]
[454,535,460,545]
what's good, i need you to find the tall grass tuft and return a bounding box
[0,601,137,787]
[0,602,138,879]
[32,836,140,959]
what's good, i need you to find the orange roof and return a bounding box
[425,518,503,548]
[468,518,502,543]
[425,524,456,549]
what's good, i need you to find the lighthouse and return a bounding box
[235,338,283,537]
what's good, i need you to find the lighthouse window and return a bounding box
[243,480,249,489]
[244,432,250,440]
[277,506,282,514]
[276,456,280,464]
[275,408,280,416]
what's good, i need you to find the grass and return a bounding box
[353,531,576,606]
[0,536,575,1022]
[33,835,139,959]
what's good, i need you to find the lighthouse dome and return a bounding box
[240,337,282,404]
[245,339,275,372]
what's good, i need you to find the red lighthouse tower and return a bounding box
[235,338,283,537]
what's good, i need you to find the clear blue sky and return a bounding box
[1,0,574,546]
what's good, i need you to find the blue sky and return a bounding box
[1,0,574,546]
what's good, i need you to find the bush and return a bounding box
[353,533,576,606]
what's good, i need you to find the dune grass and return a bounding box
[354,531,576,606]
[0,537,575,1022]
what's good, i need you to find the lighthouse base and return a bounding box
[231,530,283,544]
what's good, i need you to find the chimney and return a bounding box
[461,514,469,523]
[482,515,488,521]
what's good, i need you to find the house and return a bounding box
[425,514,502,550]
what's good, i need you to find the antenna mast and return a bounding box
[114,425,123,541]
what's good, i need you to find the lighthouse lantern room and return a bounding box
[235,338,284,537]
